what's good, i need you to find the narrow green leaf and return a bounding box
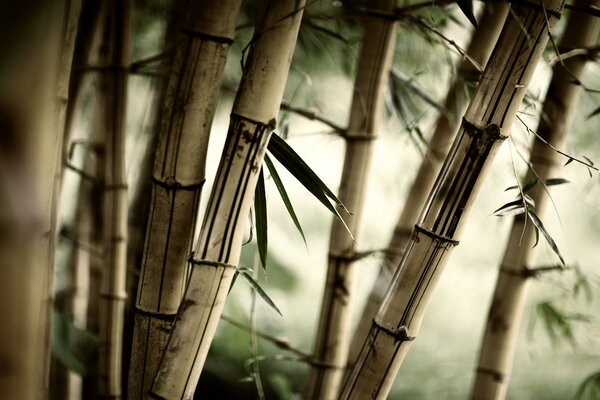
[264,154,306,245]
[238,268,282,316]
[493,199,524,216]
[564,157,574,166]
[527,210,565,265]
[254,169,268,270]
[574,371,600,400]
[267,133,353,239]
[587,105,600,119]
[456,0,478,28]
[544,178,570,186]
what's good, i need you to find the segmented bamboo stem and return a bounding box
[127,1,242,398]
[95,1,131,397]
[306,1,398,398]
[150,1,305,398]
[348,2,509,369]
[341,1,564,398]
[472,1,600,398]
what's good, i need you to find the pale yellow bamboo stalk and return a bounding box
[0,1,79,398]
[340,1,564,398]
[150,1,305,398]
[471,1,600,398]
[95,1,131,397]
[127,1,242,398]
[305,1,398,398]
[348,2,509,368]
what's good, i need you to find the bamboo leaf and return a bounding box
[544,177,570,186]
[238,268,282,316]
[456,0,478,28]
[267,133,353,239]
[587,105,600,119]
[51,311,98,376]
[574,371,600,400]
[505,178,538,193]
[493,199,525,216]
[527,210,565,265]
[564,157,574,166]
[254,169,268,270]
[264,154,306,245]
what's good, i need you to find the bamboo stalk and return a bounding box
[340,1,564,398]
[471,1,600,398]
[127,1,242,398]
[305,1,398,398]
[150,1,305,398]
[347,2,509,369]
[94,1,131,397]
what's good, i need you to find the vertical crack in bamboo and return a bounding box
[471,1,600,398]
[305,1,398,398]
[347,3,510,370]
[127,1,242,398]
[340,1,564,398]
[150,1,305,398]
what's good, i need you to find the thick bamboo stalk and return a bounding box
[0,1,80,398]
[95,1,131,397]
[340,1,564,398]
[305,1,398,398]
[150,1,305,398]
[348,2,509,368]
[471,2,600,398]
[127,1,242,398]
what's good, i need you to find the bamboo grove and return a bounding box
[1,0,599,399]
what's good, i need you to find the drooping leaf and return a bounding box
[587,105,600,119]
[544,178,570,186]
[254,169,268,270]
[574,371,600,400]
[505,178,538,194]
[267,133,353,239]
[51,311,98,376]
[493,199,525,216]
[564,157,574,166]
[527,209,565,266]
[456,0,478,28]
[238,267,282,316]
[264,154,306,245]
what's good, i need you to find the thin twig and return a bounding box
[406,14,483,73]
[516,114,598,171]
[549,45,600,65]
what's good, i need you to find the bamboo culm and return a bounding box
[306,1,398,398]
[347,3,509,368]
[150,1,305,398]
[95,0,131,397]
[340,0,564,398]
[471,1,600,398]
[127,1,242,398]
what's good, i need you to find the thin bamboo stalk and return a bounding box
[471,1,600,398]
[127,1,242,398]
[340,1,564,398]
[95,1,131,397]
[347,2,509,368]
[305,1,398,398]
[150,1,305,398]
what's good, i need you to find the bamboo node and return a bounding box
[188,254,238,270]
[152,176,206,191]
[476,366,505,382]
[100,292,128,301]
[372,319,415,342]
[180,27,235,44]
[414,225,459,246]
